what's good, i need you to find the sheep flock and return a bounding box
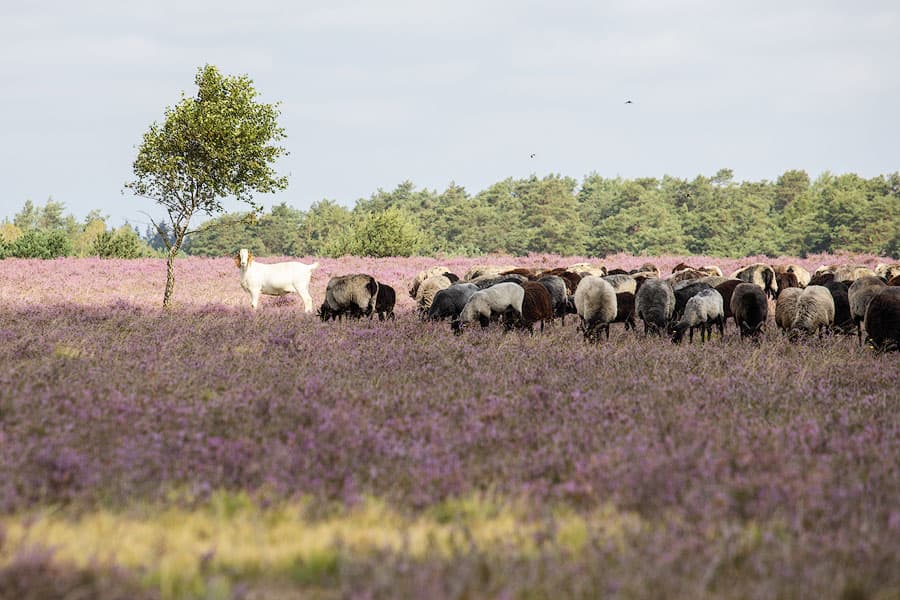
[258,255,900,353]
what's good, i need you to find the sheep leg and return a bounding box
[298,288,314,313]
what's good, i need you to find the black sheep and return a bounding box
[374,282,396,321]
[864,287,900,352]
[730,283,768,339]
[823,280,854,334]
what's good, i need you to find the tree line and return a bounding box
[2,168,898,260]
[186,168,900,259]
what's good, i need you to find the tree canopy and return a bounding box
[124,64,288,306]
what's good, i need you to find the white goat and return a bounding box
[235,248,318,311]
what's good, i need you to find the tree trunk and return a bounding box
[162,228,185,308]
[163,249,177,308]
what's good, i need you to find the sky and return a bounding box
[1,0,898,229]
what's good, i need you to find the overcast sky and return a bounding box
[1,1,898,228]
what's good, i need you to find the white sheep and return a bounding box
[790,285,835,337]
[574,276,618,342]
[235,248,318,311]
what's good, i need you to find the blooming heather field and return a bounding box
[0,254,898,599]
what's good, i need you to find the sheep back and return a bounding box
[790,285,835,335]
[775,287,803,331]
[730,283,768,337]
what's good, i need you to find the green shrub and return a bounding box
[325,208,422,258]
[9,229,72,258]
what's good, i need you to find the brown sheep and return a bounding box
[519,281,554,333]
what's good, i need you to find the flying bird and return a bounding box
[530,153,536,158]
[624,100,633,104]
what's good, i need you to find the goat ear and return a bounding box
[247,251,254,264]
[234,254,241,267]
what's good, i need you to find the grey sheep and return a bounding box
[730,263,778,300]
[426,282,478,321]
[774,287,803,332]
[318,274,378,321]
[537,275,570,323]
[730,283,768,339]
[453,282,524,333]
[602,274,637,294]
[635,278,675,336]
[848,276,887,345]
[573,275,618,342]
[790,285,835,337]
[670,288,724,344]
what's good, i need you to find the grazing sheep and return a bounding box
[427,283,479,321]
[537,275,569,323]
[453,282,525,333]
[671,262,693,274]
[864,287,900,352]
[471,274,527,289]
[556,271,582,295]
[501,267,540,280]
[714,279,744,326]
[573,276,618,342]
[602,274,638,294]
[774,264,811,288]
[823,281,854,334]
[848,276,887,344]
[789,285,835,338]
[519,282,554,333]
[700,265,724,277]
[464,265,517,281]
[235,248,318,311]
[775,287,803,332]
[613,292,637,331]
[667,268,707,286]
[833,264,877,283]
[672,281,713,322]
[567,262,607,277]
[672,281,721,321]
[415,274,453,313]
[730,263,778,300]
[635,278,675,336]
[670,288,725,344]
[808,272,835,286]
[318,274,378,321]
[606,268,630,276]
[775,271,801,297]
[409,266,451,299]
[636,263,660,277]
[890,275,900,287]
[374,282,396,321]
[695,276,730,289]
[874,263,900,281]
[730,283,768,339]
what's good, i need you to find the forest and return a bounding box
[2,168,898,260]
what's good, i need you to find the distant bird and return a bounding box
[530,153,536,158]
[624,100,633,104]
